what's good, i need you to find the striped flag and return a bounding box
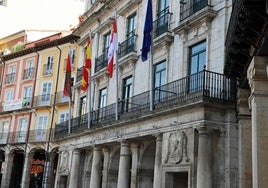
[107,17,118,78]
[81,36,92,91]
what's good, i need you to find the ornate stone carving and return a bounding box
[164,130,189,164]
[60,151,69,172]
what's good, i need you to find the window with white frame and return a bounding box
[59,112,70,123]
[5,90,14,102]
[37,115,48,140]
[45,55,54,74]
[0,121,8,139]
[23,86,32,107]
[41,82,52,102]
[18,118,27,139]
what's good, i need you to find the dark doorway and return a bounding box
[29,150,46,188]
[9,153,24,188]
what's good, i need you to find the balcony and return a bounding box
[54,70,237,139]
[95,47,109,73]
[5,73,15,84]
[0,133,8,144]
[28,129,49,142]
[118,31,138,67]
[174,0,216,34]
[43,63,53,75]
[153,7,174,49]
[23,67,34,80]
[8,131,27,144]
[0,98,31,113]
[33,94,53,108]
[55,91,71,105]
[76,66,83,83]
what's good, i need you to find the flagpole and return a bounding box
[88,33,92,128]
[115,12,119,121]
[68,96,71,134]
[149,39,154,111]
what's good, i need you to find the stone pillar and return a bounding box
[90,146,102,188]
[21,152,33,188]
[153,134,162,188]
[1,153,14,188]
[196,127,212,188]
[117,140,130,188]
[247,57,268,188]
[237,88,252,188]
[69,149,81,188]
[102,146,109,188]
[130,143,139,188]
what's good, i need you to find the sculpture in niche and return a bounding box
[60,151,69,172]
[164,130,189,164]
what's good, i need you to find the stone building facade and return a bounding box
[0,0,248,187]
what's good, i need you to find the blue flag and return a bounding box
[141,0,153,62]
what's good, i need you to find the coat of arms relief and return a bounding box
[164,130,189,164]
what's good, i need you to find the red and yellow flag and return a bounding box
[81,36,92,91]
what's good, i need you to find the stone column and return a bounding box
[69,149,81,188]
[102,146,109,188]
[196,127,212,188]
[130,143,139,188]
[117,140,130,188]
[247,57,268,188]
[1,152,14,188]
[237,88,252,188]
[21,152,33,188]
[90,146,102,188]
[153,134,162,188]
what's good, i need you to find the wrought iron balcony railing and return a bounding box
[153,7,171,38]
[23,67,35,80]
[33,94,53,108]
[95,47,109,73]
[8,131,27,144]
[76,66,83,83]
[28,129,49,142]
[43,63,53,75]
[5,73,15,84]
[180,0,208,21]
[54,70,236,139]
[118,31,137,59]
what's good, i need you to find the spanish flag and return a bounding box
[81,36,92,91]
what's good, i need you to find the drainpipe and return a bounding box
[0,58,5,99]
[42,44,62,188]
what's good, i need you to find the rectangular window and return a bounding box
[122,76,133,112]
[6,65,16,83]
[41,82,52,102]
[5,90,14,102]
[59,112,70,123]
[37,115,48,140]
[23,86,32,107]
[98,88,107,119]
[154,61,166,102]
[189,41,206,92]
[0,121,8,140]
[18,118,27,142]
[69,48,76,68]
[45,55,54,75]
[24,59,35,79]
[79,96,87,116]
[127,13,136,38]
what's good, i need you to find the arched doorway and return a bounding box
[29,149,46,188]
[138,141,156,188]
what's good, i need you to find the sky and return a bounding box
[0,0,85,38]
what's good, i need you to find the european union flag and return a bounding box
[141,0,153,62]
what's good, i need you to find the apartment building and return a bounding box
[0,33,79,187]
